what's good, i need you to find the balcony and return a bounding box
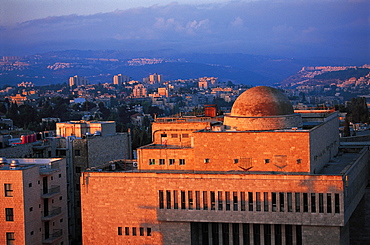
[41,185,60,198]
[42,229,63,244]
[42,207,62,221]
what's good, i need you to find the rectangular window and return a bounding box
[287,193,292,212]
[132,227,136,236]
[311,193,316,213]
[256,192,261,211]
[149,159,155,165]
[6,232,15,245]
[264,192,269,212]
[233,223,240,245]
[212,223,219,244]
[218,191,223,210]
[159,159,165,165]
[248,192,253,211]
[272,192,277,212]
[118,227,122,235]
[140,227,144,236]
[5,208,14,221]
[182,134,189,138]
[286,225,293,245]
[280,192,284,212]
[171,134,178,138]
[225,191,230,211]
[4,184,13,197]
[181,191,186,209]
[160,133,167,137]
[74,149,81,156]
[303,193,308,212]
[159,190,164,209]
[166,190,171,209]
[319,193,324,213]
[210,191,215,210]
[147,227,152,236]
[275,224,282,245]
[327,193,332,213]
[173,190,178,209]
[179,159,185,165]
[203,191,208,210]
[295,193,301,212]
[222,223,229,245]
[169,159,175,165]
[296,226,302,245]
[125,227,129,236]
[253,224,260,245]
[233,192,238,211]
[264,224,271,245]
[188,191,193,210]
[196,191,200,210]
[241,192,246,211]
[243,224,250,245]
[335,193,340,213]
[204,158,210,163]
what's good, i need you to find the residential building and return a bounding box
[113,74,130,85]
[69,75,88,87]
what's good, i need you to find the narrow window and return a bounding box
[179,159,185,165]
[264,224,271,245]
[218,191,223,210]
[159,159,165,165]
[140,227,144,236]
[5,208,14,221]
[188,191,193,210]
[6,232,15,245]
[203,191,208,210]
[256,192,261,211]
[275,224,282,245]
[169,159,175,165]
[149,159,155,165]
[327,193,332,213]
[243,224,250,245]
[335,193,340,213]
[159,190,164,209]
[311,193,316,213]
[166,190,171,209]
[226,191,230,211]
[181,191,186,209]
[210,191,215,210]
[286,225,293,245]
[28,183,32,187]
[233,192,238,211]
[264,159,270,164]
[234,159,239,164]
[212,223,219,244]
[296,226,302,245]
[241,192,246,211]
[173,190,178,209]
[248,192,253,211]
[303,193,308,212]
[272,192,277,212]
[232,223,240,245]
[202,223,209,245]
[287,193,292,212]
[295,193,300,212]
[125,227,129,235]
[253,224,260,245]
[319,193,324,213]
[264,192,269,212]
[204,158,210,163]
[4,184,13,197]
[195,191,200,210]
[279,192,284,212]
[118,227,122,235]
[132,227,136,236]
[222,223,229,245]
[147,227,152,236]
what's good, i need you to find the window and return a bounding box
[182,134,189,138]
[204,158,210,163]
[253,224,260,245]
[287,193,292,212]
[279,192,284,212]
[74,150,81,156]
[327,193,332,213]
[295,193,301,212]
[225,191,230,211]
[6,232,15,245]
[335,193,340,213]
[28,183,32,187]
[160,133,167,137]
[166,191,171,209]
[248,192,253,211]
[75,167,81,173]
[188,191,193,210]
[233,192,238,211]
[272,192,277,212]
[311,193,316,213]
[233,223,240,245]
[285,225,293,245]
[264,192,269,212]
[4,184,13,197]
[264,159,270,164]
[210,191,215,210]
[319,193,324,213]
[171,134,178,138]
[147,227,152,236]
[203,191,208,210]
[234,159,239,164]
[29,207,33,212]
[196,191,200,210]
[159,190,164,209]
[179,159,185,165]
[173,191,178,209]
[125,227,129,236]
[159,159,165,165]
[149,159,155,165]
[169,159,175,165]
[243,224,250,245]
[303,193,308,212]
[264,224,271,245]
[59,174,62,178]
[181,191,186,209]
[218,191,223,210]
[241,192,246,211]
[296,159,302,164]
[140,227,144,236]
[275,225,282,245]
[118,227,122,235]
[256,192,261,211]
[6,208,14,221]
[132,227,136,236]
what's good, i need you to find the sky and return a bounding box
[0,0,369,62]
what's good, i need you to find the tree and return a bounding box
[347,97,369,123]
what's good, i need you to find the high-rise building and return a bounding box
[0,158,69,245]
[113,74,131,85]
[80,86,369,244]
[132,84,147,98]
[145,73,162,84]
[69,75,88,87]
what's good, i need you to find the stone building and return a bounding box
[0,158,69,245]
[80,86,369,244]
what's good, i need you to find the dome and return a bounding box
[231,86,294,117]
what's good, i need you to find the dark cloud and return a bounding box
[0,1,368,62]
